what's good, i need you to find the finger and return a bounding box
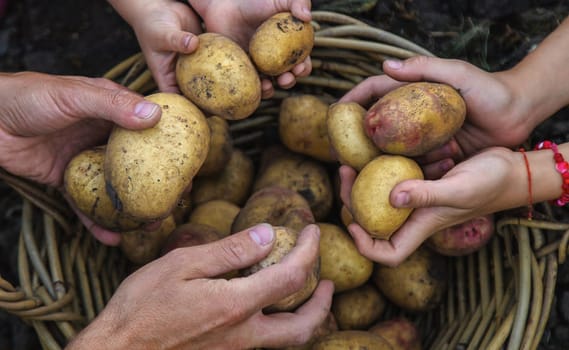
[277,0,312,22]
[277,72,296,89]
[390,177,469,209]
[57,77,162,129]
[339,165,357,209]
[338,75,405,107]
[414,138,465,165]
[230,224,321,313]
[73,209,122,246]
[261,79,275,99]
[382,56,479,89]
[163,30,199,54]
[250,280,334,348]
[292,56,312,77]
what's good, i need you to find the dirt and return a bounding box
[0,0,568,349]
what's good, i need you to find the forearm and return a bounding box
[504,16,569,131]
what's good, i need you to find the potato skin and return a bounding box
[64,146,143,231]
[372,246,448,312]
[332,284,385,330]
[427,215,494,256]
[176,33,261,120]
[369,317,422,350]
[254,147,333,220]
[249,12,314,76]
[241,226,319,312]
[197,116,233,176]
[318,223,372,293]
[366,82,466,156]
[105,92,210,222]
[120,215,176,265]
[187,199,240,237]
[312,330,394,350]
[191,149,254,206]
[279,95,335,162]
[327,102,381,171]
[351,155,423,240]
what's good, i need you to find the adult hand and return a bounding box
[189,0,313,98]
[340,56,531,179]
[67,224,334,349]
[0,72,161,245]
[339,147,524,266]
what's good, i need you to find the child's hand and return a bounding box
[190,0,313,98]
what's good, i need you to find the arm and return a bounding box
[67,224,334,349]
[340,142,569,266]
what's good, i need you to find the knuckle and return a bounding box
[217,238,248,267]
[290,329,314,346]
[109,89,133,109]
[283,266,309,293]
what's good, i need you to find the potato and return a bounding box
[176,33,261,120]
[351,155,423,240]
[191,149,254,206]
[327,102,381,171]
[120,215,176,265]
[365,82,466,156]
[318,223,372,293]
[187,199,240,237]
[279,95,335,162]
[64,146,143,231]
[197,116,233,176]
[427,214,495,256]
[171,190,192,225]
[249,12,314,76]
[105,92,210,222]
[369,317,422,350]
[312,331,394,350]
[332,284,385,330]
[254,147,333,220]
[372,246,448,312]
[160,222,224,255]
[232,186,315,233]
[241,226,319,312]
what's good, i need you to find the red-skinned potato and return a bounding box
[427,215,495,256]
[368,317,422,350]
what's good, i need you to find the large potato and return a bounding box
[318,223,372,293]
[64,146,143,231]
[249,12,314,76]
[191,149,255,206]
[105,92,210,222]
[241,226,319,312]
[120,215,176,266]
[279,95,335,162]
[365,82,466,156]
[232,186,314,233]
[332,284,386,330]
[372,246,448,312]
[187,199,240,237]
[176,33,261,120]
[351,155,423,240]
[312,331,394,350]
[254,147,333,220]
[327,102,381,171]
[197,116,233,176]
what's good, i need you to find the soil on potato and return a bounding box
[0,0,568,349]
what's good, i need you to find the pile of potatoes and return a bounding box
[62,11,499,349]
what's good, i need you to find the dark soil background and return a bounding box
[0,0,568,349]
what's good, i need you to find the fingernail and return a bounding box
[134,101,159,119]
[385,59,403,70]
[302,7,311,18]
[440,159,454,173]
[249,224,274,246]
[394,192,410,207]
[183,34,193,49]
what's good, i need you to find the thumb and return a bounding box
[57,77,162,130]
[157,29,199,54]
[275,0,312,21]
[173,223,276,279]
[383,56,477,88]
[390,177,461,209]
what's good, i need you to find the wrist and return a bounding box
[66,311,131,349]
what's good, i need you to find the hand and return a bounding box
[67,224,335,349]
[339,56,532,179]
[189,0,313,98]
[0,72,161,245]
[339,147,523,266]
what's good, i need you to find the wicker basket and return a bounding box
[1,11,568,350]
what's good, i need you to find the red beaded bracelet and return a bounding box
[534,140,569,206]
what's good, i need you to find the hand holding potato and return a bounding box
[0,72,161,245]
[67,224,334,349]
[189,0,313,98]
